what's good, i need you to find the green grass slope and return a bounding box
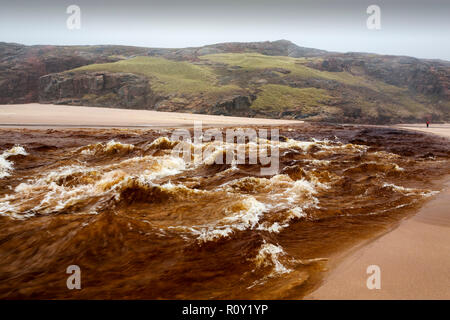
[67,53,447,123]
[73,56,240,97]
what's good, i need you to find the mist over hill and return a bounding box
[1,40,449,124]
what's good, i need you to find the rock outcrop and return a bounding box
[308,54,450,100]
[0,43,149,104]
[39,72,157,109]
[209,95,257,116]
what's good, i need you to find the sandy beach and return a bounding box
[395,123,450,139]
[0,104,302,128]
[307,124,450,300]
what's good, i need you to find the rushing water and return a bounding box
[0,124,449,299]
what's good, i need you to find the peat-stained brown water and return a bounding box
[0,123,449,299]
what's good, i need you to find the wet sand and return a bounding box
[307,124,450,300]
[0,104,302,128]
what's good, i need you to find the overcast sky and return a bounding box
[0,0,449,60]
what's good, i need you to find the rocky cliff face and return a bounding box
[208,95,257,117]
[39,72,156,109]
[362,57,450,99]
[0,43,148,104]
[1,41,449,124]
[308,55,450,100]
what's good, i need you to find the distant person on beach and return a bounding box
[426,120,430,128]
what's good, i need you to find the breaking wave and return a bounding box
[0,145,27,179]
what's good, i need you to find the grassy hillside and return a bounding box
[2,40,448,123]
[250,84,331,111]
[63,52,448,123]
[73,56,241,97]
[200,53,363,86]
[200,53,427,99]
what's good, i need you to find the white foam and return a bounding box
[79,140,134,155]
[257,207,307,233]
[0,145,27,178]
[248,242,293,288]
[223,197,267,229]
[393,164,405,171]
[5,152,189,217]
[216,174,324,235]
[0,201,15,216]
[186,196,268,242]
[253,242,292,275]
[0,157,13,179]
[148,136,174,148]
[148,156,186,179]
[105,140,134,152]
[383,182,438,198]
[383,183,418,195]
